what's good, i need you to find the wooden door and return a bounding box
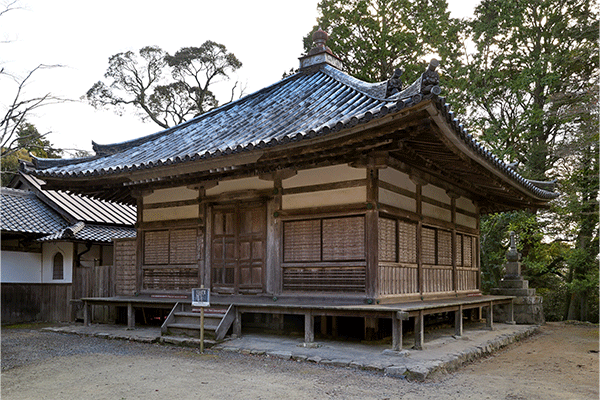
[211,203,266,294]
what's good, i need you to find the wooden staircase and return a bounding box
[161,303,235,341]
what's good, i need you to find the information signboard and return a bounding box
[192,288,210,307]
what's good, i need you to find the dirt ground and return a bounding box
[1,321,598,400]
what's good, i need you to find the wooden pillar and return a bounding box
[365,166,379,299]
[416,184,423,297]
[486,301,494,330]
[127,302,135,329]
[414,310,424,350]
[304,311,314,343]
[507,300,515,324]
[454,305,463,336]
[233,308,242,337]
[83,300,90,326]
[320,316,328,336]
[365,317,378,341]
[392,311,408,351]
[331,316,338,337]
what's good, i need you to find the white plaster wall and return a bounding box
[422,184,451,205]
[144,186,198,204]
[283,164,365,188]
[143,205,199,222]
[378,188,416,212]
[282,187,366,209]
[1,251,42,283]
[379,167,416,192]
[41,242,74,283]
[206,176,273,196]
[456,196,477,214]
[422,203,452,222]
[457,213,478,229]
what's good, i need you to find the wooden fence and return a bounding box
[1,283,72,324]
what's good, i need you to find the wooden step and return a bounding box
[161,302,236,341]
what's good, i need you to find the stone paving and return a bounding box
[43,322,539,381]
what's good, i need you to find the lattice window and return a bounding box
[283,216,365,262]
[456,234,463,266]
[398,220,417,263]
[378,218,397,262]
[144,229,197,266]
[284,219,321,262]
[464,235,473,267]
[169,228,197,265]
[438,229,452,265]
[322,217,365,261]
[422,227,437,265]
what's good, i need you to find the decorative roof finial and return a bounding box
[299,28,343,71]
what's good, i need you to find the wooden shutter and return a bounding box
[422,227,436,265]
[398,220,417,264]
[169,228,197,265]
[322,216,365,261]
[283,219,321,262]
[438,230,452,265]
[378,218,397,262]
[144,230,169,265]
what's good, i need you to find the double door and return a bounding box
[211,202,266,294]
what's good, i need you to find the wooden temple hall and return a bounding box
[32,30,558,349]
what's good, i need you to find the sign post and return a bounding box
[192,286,210,353]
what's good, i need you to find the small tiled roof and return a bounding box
[38,222,136,243]
[1,188,68,235]
[17,172,136,225]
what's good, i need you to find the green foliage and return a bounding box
[305,0,465,85]
[1,122,61,186]
[86,42,242,129]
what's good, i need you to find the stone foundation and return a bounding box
[492,277,545,325]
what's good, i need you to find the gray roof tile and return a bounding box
[1,188,68,234]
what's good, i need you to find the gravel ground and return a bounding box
[1,322,598,400]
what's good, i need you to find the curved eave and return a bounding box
[424,98,558,204]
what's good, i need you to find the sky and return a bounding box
[1,0,480,156]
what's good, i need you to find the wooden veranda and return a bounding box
[81,294,514,350]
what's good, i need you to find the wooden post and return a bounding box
[486,301,494,330]
[414,310,424,350]
[304,311,314,343]
[454,305,463,336]
[200,306,205,353]
[392,312,405,351]
[127,302,135,329]
[320,316,328,336]
[233,308,242,337]
[507,299,515,324]
[83,300,90,326]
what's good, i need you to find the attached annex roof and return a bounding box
[32,51,558,213]
[1,188,68,235]
[3,172,136,243]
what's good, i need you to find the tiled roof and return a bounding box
[17,173,136,225]
[32,62,558,203]
[1,188,68,235]
[38,222,136,243]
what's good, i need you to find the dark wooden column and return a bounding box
[365,166,379,299]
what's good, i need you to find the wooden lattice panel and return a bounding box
[464,235,473,267]
[378,218,397,262]
[378,265,418,295]
[457,268,479,290]
[169,228,197,265]
[283,267,366,292]
[398,220,417,263]
[144,230,169,265]
[422,266,453,293]
[456,234,463,266]
[283,219,321,262]
[438,229,452,266]
[114,239,136,296]
[143,268,198,291]
[422,227,436,265]
[322,216,365,261]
